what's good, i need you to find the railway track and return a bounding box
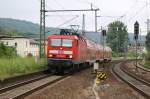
[113,61,150,99]
[137,62,150,73]
[0,71,50,94]
[0,72,69,99]
[122,62,150,87]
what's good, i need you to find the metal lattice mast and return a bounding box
[40,0,46,58]
[82,14,85,35]
[146,19,150,34]
[40,1,99,58]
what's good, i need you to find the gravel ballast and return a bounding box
[25,62,146,99]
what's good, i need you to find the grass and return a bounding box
[112,57,125,60]
[0,57,47,81]
[144,61,150,69]
[112,51,142,61]
[112,56,136,61]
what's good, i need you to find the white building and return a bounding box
[0,37,39,57]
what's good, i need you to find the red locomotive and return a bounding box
[47,29,112,74]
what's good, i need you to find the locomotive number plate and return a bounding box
[57,54,65,58]
[58,50,64,54]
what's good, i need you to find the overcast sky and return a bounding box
[0,0,150,35]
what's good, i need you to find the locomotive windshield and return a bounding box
[62,39,72,47]
[51,39,61,46]
[51,38,72,47]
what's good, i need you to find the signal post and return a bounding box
[134,21,139,71]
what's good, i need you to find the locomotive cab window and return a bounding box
[62,39,72,47]
[51,38,72,47]
[51,39,61,46]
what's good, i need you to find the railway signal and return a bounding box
[134,21,139,71]
[102,29,106,68]
[134,21,139,40]
[102,30,106,36]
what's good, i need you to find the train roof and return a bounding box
[104,46,112,51]
[47,34,78,39]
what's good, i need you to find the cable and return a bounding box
[112,0,139,24]
[51,0,76,19]
[121,0,139,18]
[98,15,124,18]
[128,2,148,22]
[45,14,79,17]
[38,0,75,26]
[37,0,53,10]
[72,0,99,9]
[57,15,79,27]
[52,0,65,9]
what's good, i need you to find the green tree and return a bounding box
[146,31,150,51]
[7,30,19,37]
[106,21,128,54]
[145,31,150,60]
[0,27,2,33]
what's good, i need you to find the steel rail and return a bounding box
[0,73,51,94]
[113,62,150,98]
[137,62,150,72]
[0,75,69,99]
[121,65,150,87]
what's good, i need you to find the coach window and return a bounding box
[62,39,72,47]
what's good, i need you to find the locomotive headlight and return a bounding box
[69,55,73,58]
[49,54,53,57]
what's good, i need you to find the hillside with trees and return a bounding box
[0,18,59,37]
[0,18,146,45]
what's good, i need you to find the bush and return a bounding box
[112,51,139,60]
[144,61,150,69]
[0,43,16,58]
[0,57,47,81]
[146,31,150,51]
[145,52,150,60]
[127,51,137,58]
[112,52,123,57]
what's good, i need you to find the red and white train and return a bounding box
[47,29,112,74]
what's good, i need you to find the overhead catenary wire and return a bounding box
[45,14,79,17]
[128,2,149,22]
[38,0,150,33]
[97,0,149,30]
[52,0,81,24]
[37,0,53,10]
[52,0,65,9]
[48,15,79,33]
[111,0,139,25]
[47,0,68,21]
[76,0,99,8]
[120,0,139,19]
[38,0,81,29]
[96,1,138,29]
[57,15,79,27]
